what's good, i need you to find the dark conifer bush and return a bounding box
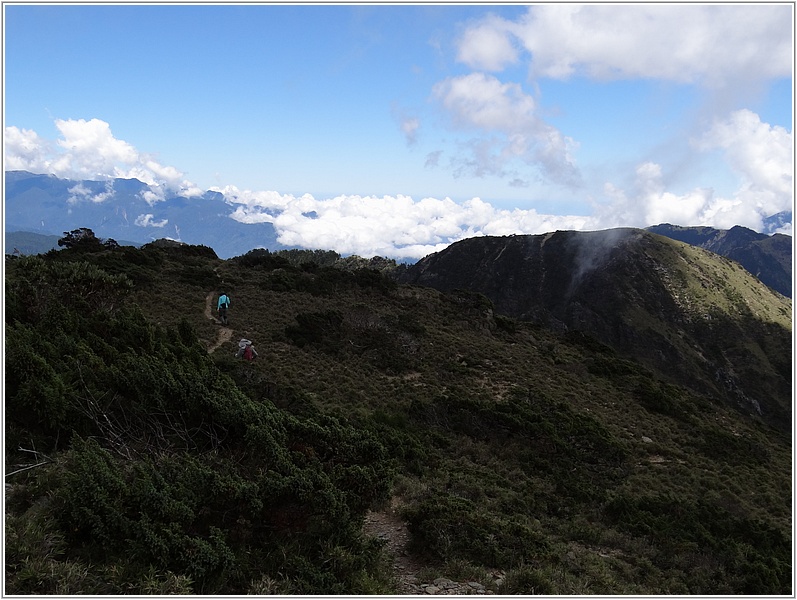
[5,255,394,594]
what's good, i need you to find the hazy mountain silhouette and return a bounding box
[4,170,287,258]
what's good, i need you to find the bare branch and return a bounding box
[6,461,51,477]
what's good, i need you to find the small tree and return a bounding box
[58,228,102,250]
[58,228,118,252]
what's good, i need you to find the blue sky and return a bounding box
[4,3,793,258]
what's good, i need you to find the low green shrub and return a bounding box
[402,492,549,567]
[500,564,555,595]
[603,492,791,594]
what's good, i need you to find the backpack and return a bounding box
[243,345,254,360]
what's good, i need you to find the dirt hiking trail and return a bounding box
[363,498,500,594]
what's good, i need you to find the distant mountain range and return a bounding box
[4,170,792,298]
[4,170,287,259]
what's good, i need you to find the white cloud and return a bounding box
[66,181,115,205]
[134,214,168,228]
[5,106,787,264]
[222,188,589,259]
[456,13,519,71]
[3,118,201,200]
[447,5,792,236]
[432,72,580,186]
[4,126,52,172]
[593,111,792,232]
[140,188,165,206]
[54,118,138,177]
[212,185,305,213]
[438,4,791,207]
[693,109,793,215]
[435,72,535,130]
[458,5,792,87]
[603,162,727,228]
[401,117,420,146]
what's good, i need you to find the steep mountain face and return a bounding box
[399,229,792,432]
[647,223,792,297]
[4,170,286,258]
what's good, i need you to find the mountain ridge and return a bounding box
[398,228,792,432]
[646,222,792,297]
[3,170,287,259]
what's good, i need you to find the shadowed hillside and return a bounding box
[5,233,792,595]
[399,229,792,434]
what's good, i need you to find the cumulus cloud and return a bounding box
[66,181,115,205]
[591,111,792,232]
[693,109,793,213]
[4,126,52,172]
[134,214,169,228]
[52,118,138,177]
[437,5,792,232]
[594,163,724,229]
[456,13,519,71]
[457,5,792,87]
[140,188,166,206]
[4,118,201,199]
[219,185,589,259]
[432,72,580,186]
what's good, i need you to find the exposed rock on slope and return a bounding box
[398,229,792,432]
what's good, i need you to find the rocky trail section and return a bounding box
[363,499,501,595]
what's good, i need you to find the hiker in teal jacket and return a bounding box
[217,292,231,325]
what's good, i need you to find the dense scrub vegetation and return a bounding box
[5,237,792,594]
[5,251,394,594]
